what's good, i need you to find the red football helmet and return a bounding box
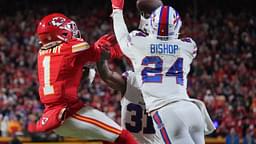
[37,13,81,45]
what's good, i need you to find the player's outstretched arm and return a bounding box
[94,33,126,93]
[96,50,126,94]
[111,0,130,56]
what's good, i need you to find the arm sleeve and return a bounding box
[112,9,133,58]
[75,44,101,65]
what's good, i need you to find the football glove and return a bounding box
[94,33,123,59]
[111,0,124,10]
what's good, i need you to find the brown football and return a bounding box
[136,0,163,15]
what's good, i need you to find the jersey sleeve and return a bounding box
[70,40,101,63]
[71,41,90,53]
[122,71,140,91]
[112,9,135,59]
[181,37,198,59]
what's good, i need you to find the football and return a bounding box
[136,0,163,15]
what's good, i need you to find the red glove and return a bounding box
[111,0,124,10]
[111,42,123,59]
[94,33,116,50]
[94,33,123,59]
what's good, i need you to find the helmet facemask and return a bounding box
[58,20,81,42]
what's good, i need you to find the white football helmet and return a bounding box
[149,6,182,39]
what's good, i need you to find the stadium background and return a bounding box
[0,0,255,143]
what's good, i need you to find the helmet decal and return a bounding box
[157,6,169,37]
[49,17,66,27]
[173,11,180,29]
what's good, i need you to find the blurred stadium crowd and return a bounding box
[0,0,255,141]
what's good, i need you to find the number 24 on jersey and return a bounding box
[141,56,184,85]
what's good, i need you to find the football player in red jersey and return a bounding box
[36,13,137,144]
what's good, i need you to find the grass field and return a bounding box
[0,137,231,144]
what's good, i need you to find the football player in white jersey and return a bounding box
[95,34,162,144]
[110,0,216,144]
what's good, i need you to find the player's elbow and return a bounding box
[96,61,112,80]
[97,68,112,81]
[100,72,112,81]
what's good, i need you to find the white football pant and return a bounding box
[54,106,122,142]
[152,100,205,144]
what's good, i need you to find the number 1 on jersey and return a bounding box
[43,56,54,95]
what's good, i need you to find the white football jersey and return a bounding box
[121,71,162,144]
[113,10,197,112]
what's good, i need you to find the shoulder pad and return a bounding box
[130,30,148,38]
[181,37,196,47]
[180,37,197,58]
[66,39,90,53]
[181,37,194,43]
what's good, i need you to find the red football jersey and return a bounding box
[37,38,100,106]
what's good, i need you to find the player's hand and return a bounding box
[94,33,116,51]
[111,0,124,10]
[94,33,123,59]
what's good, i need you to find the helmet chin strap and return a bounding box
[57,35,68,42]
[41,41,62,50]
